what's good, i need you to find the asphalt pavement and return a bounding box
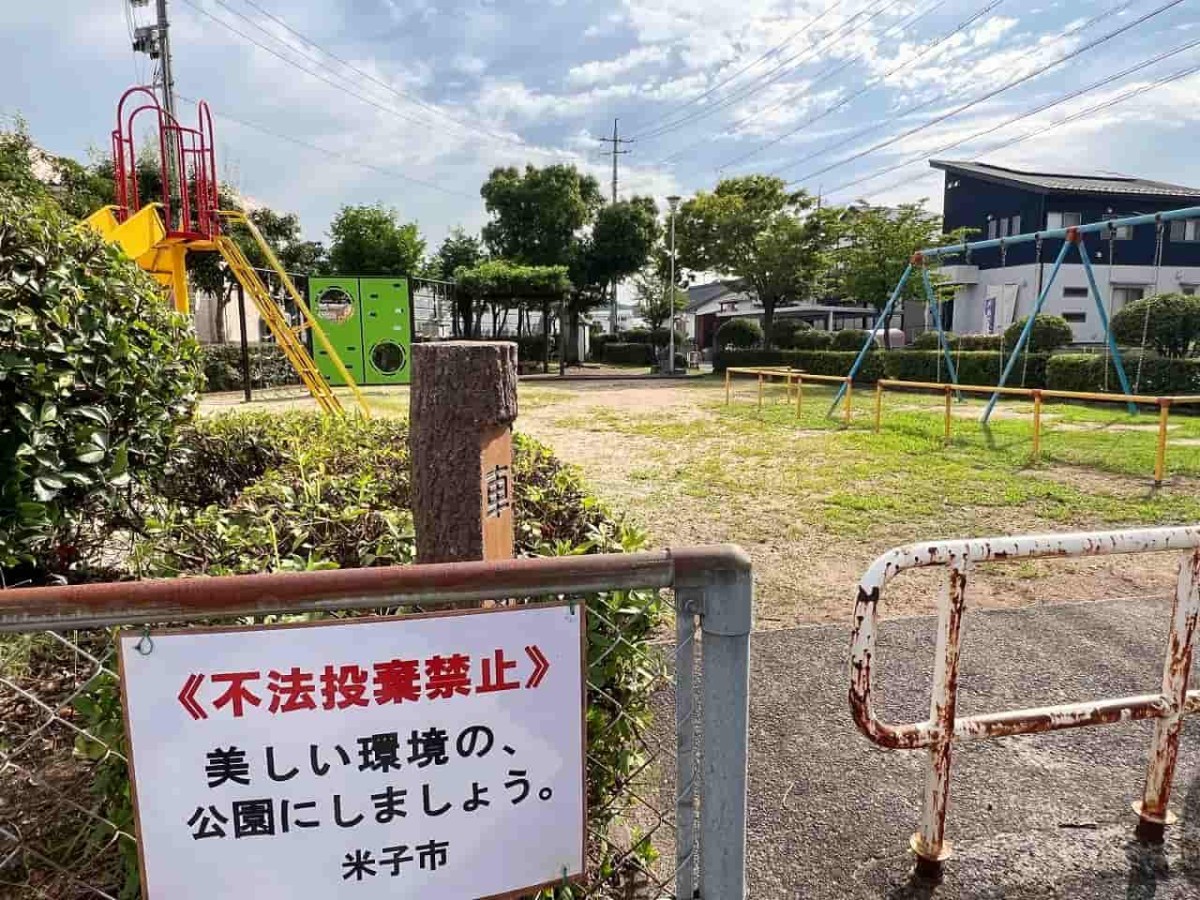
[742,595,1200,898]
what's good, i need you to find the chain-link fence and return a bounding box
[0,549,750,899]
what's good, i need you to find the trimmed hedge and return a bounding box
[201,343,301,393]
[1047,353,1200,395]
[715,348,1049,387]
[911,332,1006,351]
[831,328,871,351]
[792,329,833,350]
[603,342,656,365]
[1004,314,1073,352]
[716,318,762,349]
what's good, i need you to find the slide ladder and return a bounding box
[216,210,370,417]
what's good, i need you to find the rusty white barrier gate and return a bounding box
[849,525,1200,879]
[0,547,751,899]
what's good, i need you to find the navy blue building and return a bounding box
[929,160,1200,342]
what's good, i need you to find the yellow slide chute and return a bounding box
[85,204,369,417]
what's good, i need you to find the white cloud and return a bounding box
[567,45,669,87]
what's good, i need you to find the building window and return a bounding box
[1063,287,1090,300]
[1009,215,1021,235]
[998,218,1009,238]
[1169,219,1200,242]
[1111,286,1145,308]
[1181,285,1197,296]
[987,218,997,240]
[1112,223,1134,240]
[1047,211,1081,230]
[1062,312,1087,323]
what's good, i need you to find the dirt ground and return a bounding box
[203,379,1195,631]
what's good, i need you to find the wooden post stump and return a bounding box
[411,341,518,563]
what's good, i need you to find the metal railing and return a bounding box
[0,547,752,899]
[849,525,1200,878]
[723,367,854,425]
[872,379,1200,485]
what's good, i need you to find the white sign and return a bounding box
[119,604,586,900]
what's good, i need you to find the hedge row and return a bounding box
[602,342,656,365]
[716,348,1200,394]
[716,349,1051,387]
[1047,353,1200,395]
[200,343,301,393]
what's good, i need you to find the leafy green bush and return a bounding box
[714,348,886,382]
[1111,293,1200,358]
[886,351,1048,387]
[1004,314,1074,352]
[769,319,810,349]
[791,329,833,350]
[831,328,871,351]
[60,412,663,897]
[588,332,613,361]
[1048,353,1200,394]
[716,317,762,349]
[911,330,955,350]
[618,327,652,344]
[514,333,547,364]
[648,326,687,348]
[602,341,655,365]
[958,333,1004,351]
[200,343,300,392]
[0,192,201,574]
[715,348,1050,386]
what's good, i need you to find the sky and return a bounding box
[3,0,1200,250]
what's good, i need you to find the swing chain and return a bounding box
[1134,218,1164,393]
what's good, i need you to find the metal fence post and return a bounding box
[1134,546,1200,842]
[675,588,701,899]
[698,564,752,898]
[914,558,968,879]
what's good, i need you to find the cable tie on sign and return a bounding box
[135,625,154,656]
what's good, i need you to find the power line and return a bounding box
[179,0,533,153]
[766,0,1138,178]
[229,0,528,148]
[634,0,903,143]
[623,0,854,137]
[784,0,1185,186]
[713,0,1005,172]
[178,93,477,198]
[820,35,1200,198]
[837,58,1200,203]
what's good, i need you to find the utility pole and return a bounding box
[598,118,633,334]
[131,0,179,224]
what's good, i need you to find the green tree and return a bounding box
[571,197,660,357]
[838,201,970,347]
[675,176,839,349]
[480,164,603,266]
[430,227,486,335]
[480,164,656,361]
[1111,293,1200,358]
[327,204,425,275]
[633,268,687,331]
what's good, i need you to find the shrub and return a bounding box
[200,343,300,392]
[0,193,202,574]
[1004,314,1074,352]
[791,329,833,350]
[602,342,655,365]
[618,327,652,344]
[60,412,664,897]
[514,333,547,364]
[769,319,810,349]
[589,332,613,361]
[1048,353,1200,395]
[886,351,1049,388]
[714,348,886,382]
[958,333,1004,351]
[911,330,956,350]
[831,328,871,351]
[1110,293,1200,358]
[648,326,687,348]
[715,317,762,349]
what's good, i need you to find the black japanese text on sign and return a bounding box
[120,604,585,899]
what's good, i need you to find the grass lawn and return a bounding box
[203,376,1200,629]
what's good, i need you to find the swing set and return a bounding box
[832,206,1200,423]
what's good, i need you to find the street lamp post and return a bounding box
[666,195,681,375]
